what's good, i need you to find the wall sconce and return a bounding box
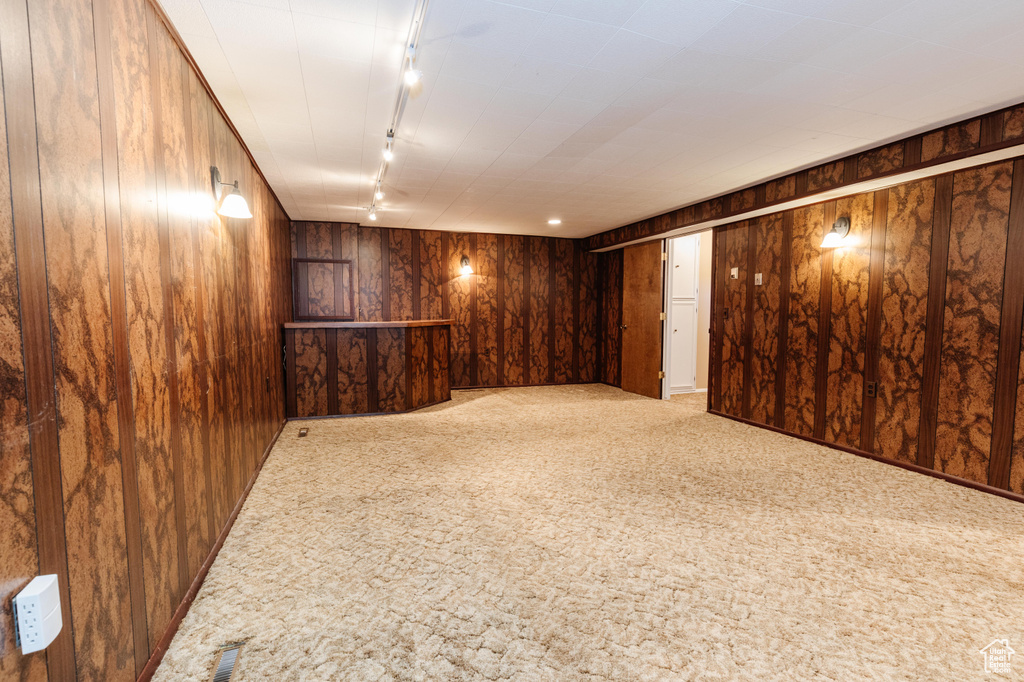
[460,255,473,276]
[210,166,252,219]
[821,216,850,248]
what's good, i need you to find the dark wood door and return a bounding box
[621,240,665,398]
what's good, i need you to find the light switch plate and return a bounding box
[730,267,738,279]
[755,273,763,285]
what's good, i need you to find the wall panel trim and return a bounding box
[860,189,890,452]
[918,174,954,469]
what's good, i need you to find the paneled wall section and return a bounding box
[0,0,293,679]
[291,222,603,388]
[710,157,1024,498]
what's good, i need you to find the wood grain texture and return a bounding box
[577,249,599,383]
[336,329,369,415]
[294,329,329,418]
[112,0,182,648]
[31,0,137,676]
[875,179,935,464]
[719,223,748,416]
[502,235,525,386]
[159,28,210,584]
[409,327,430,408]
[784,204,824,436]
[527,238,551,384]
[823,193,873,448]
[620,241,663,399]
[806,161,845,193]
[765,175,796,203]
[449,232,473,387]
[749,213,784,426]
[934,162,1013,484]
[476,233,499,386]
[0,51,46,680]
[858,143,905,179]
[553,239,574,383]
[388,228,414,321]
[419,230,445,320]
[432,327,451,402]
[1003,106,1024,141]
[376,329,407,412]
[358,227,384,321]
[922,120,981,162]
[600,250,623,387]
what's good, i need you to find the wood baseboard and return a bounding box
[136,419,287,682]
[709,410,1024,505]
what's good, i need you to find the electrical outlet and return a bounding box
[14,575,62,654]
[730,267,739,279]
[866,381,877,398]
[754,273,763,286]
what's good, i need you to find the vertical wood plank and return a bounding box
[774,213,792,428]
[859,190,890,453]
[0,19,49,677]
[785,204,824,436]
[448,232,473,387]
[749,213,784,426]
[529,238,551,384]
[992,159,1024,489]
[934,163,1012,483]
[358,227,384,321]
[476,233,499,386]
[503,235,525,386]
[813,202,836,440]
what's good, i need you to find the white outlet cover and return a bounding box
[730,267,738,279]
[15,575,62,654]
[755,273,763,285]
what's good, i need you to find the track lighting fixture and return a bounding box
[375,183,384,200]
[821,216,851,248]
[368,209,378,221]
[210,166,252,219]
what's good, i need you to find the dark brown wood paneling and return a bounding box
[0,31,48,677]
[719,223,748,416]
[859,190,889,453]
[813,203,836,441]
[784,204,824,437]
[858,143,905,179]
[824,193,874,449]
[922,120,981,162]
[432,327,451,401]
[336,329,369,415]
[294,329,329,417]
[876,179,935,464]
[112,0,181,650]
[577,248,599,383]
[409,327,430,407]
[32,0,137,675]
[388,228,414,321]
[774,213,793,428]
[711,229,726,411]
[993,159,1024,490]
[376,328,407,412]
[934,162,1013,484]
[502,235,525,386]
[449,232,473,387]
[358,227,384,321]
[528,237,551,384]
[600,250,623,386]
[553,239,574,383]
[475,234,499,386]
[749,213,784,426]
[419,230,445,320]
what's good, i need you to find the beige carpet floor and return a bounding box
[155,385,1024,681]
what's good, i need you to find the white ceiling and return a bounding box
[161,0,1024,238]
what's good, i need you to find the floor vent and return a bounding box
[210,641,246,682]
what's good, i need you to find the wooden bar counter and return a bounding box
[284,320,451,418]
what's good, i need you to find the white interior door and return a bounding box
[667,234,700,394]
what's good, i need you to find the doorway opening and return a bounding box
[662,231,713,399]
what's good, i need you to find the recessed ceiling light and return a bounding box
[548,219,561,225]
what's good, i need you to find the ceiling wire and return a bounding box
[368,0,430,219]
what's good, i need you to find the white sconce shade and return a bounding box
[821,216,850,248]
[460,255,473,276]
[210,166,252,219]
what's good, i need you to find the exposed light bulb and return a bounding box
[404,68,422,86]
[382,147,394,162]
[375,184,384,200]
[368,209,377,221]
[460,255,473,276]
[548,219,561,225]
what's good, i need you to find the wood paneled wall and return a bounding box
[584,101,1024,251]
[292,222,602,388]
[710,156,1024,498]
[0,0,292,679]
